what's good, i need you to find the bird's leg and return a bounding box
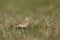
[24,27,28,32]
[22,27,24,33]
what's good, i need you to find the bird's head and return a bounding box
[25,16,31,21]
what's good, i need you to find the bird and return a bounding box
[16,17,31,29]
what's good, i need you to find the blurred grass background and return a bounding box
[0,0,60,40]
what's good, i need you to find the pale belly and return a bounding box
[17,23,28,27]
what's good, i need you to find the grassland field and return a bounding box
[0,0,60,40]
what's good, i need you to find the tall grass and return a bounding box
[0,0,60,40]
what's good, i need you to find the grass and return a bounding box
[0,0,60,40]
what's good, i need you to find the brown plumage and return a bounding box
[16,17,31,29]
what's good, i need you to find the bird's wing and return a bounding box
[19,20,28,25]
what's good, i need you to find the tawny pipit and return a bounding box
[16,17,31,29]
